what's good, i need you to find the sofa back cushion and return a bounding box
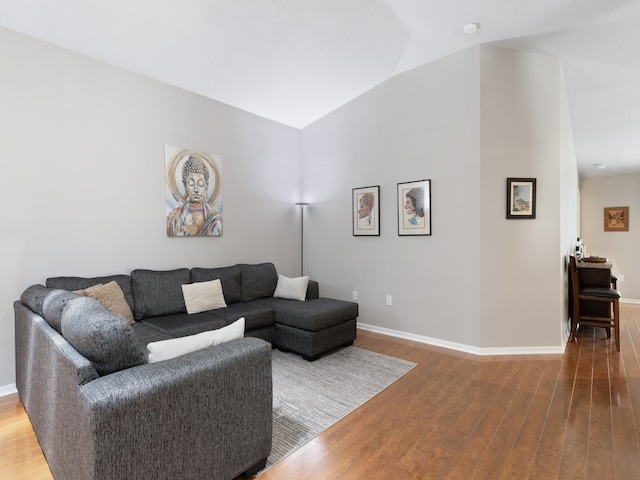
[20,284,55,317]
[46,274,135,313]
[238,263,278,302]
[61,296,147,376]
[42,289,82,333]
[191,265,242,304]
[130,268,191,320]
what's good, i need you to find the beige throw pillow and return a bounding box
[181,279,227,314]
[273,274,309,301]
[147,317,245,363]
[75,281,135,324]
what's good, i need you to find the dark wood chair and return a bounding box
[569,256,620,350]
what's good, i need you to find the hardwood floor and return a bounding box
[2,303,640,480]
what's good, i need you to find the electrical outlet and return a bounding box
[353,291,358,300]
[618,274,624,282]
[386,295,392,306]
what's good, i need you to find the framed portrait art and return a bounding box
[353,186,380,236]
[397,179,431,236]
[604,206,629,232]
[506,178,536,219]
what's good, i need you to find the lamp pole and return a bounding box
[295,203,309,276]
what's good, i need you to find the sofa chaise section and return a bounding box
[257,297,359,360]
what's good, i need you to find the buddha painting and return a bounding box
[165,146,222,236]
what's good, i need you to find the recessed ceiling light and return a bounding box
[463,23,480,34]
[594,163,607,169]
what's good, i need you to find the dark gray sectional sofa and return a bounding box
[15,262,358,480]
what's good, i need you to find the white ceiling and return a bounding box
[1,0,639,177]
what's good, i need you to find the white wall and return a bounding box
[302,46,482,348]
[302,45,577,352]
[0,27,302,387]
[479,47,576,349]
[580,174,640,301]
[559,71,581,339]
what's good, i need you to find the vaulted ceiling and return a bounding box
[2,0,639,177]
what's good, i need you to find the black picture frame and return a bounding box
[352,185,380,236]
[397,179,431,236]
[506,178,536,219]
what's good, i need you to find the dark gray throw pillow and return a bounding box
[130,268,191,320]
[42,289,82,333]
[62,297,147,376]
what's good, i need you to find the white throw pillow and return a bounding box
[273,274,309,302]
[147,317,245,363]
[181,279,227,314]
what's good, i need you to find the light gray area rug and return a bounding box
[265,346,417,471]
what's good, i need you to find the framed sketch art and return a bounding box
[397,179,431,236]
[506,178,536,219]
[604,206,629,231]
[353,185,380,236]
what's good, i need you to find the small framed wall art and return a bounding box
[397,179,431,236]
[352,185,380,236]
[506,178,536,219]
[604,206,629,231]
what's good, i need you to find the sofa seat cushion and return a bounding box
[46,274,135,313]
[130,268,191,320]
[256,298,358,332]
[61,296,147,376]
[205,302,275,332]
[191,265,242,304]
[131,321,175,347]
[141,303,275,338]
[141,312,226,338]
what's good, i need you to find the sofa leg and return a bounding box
[243,458,267,478]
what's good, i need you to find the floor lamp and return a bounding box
[295,202,309,276]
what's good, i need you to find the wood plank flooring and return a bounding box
[2,303,639,480]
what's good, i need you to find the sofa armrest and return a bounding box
[78,337,272,480]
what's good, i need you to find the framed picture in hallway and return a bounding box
[353,185,380,236]
[604,206,629,231]
[506,178,536,219]
[397,179,431,236]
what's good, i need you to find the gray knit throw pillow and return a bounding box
[62,296,146,376]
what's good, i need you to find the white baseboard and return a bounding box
[0,383,17,398]
[357,323,565,356]
[622,298,640,305]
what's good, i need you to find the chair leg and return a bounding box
[613,299,620,351]
[570,300,579,342]
[570,321,579,342]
